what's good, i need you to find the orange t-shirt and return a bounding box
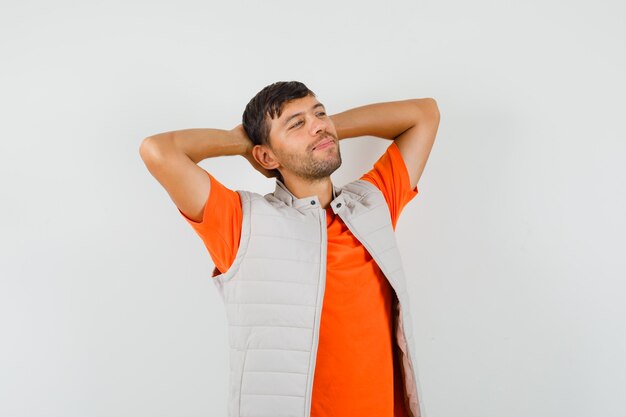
[179,141,419,417]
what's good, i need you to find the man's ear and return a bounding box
[252,144,281,170]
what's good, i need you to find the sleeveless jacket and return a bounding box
[209,177,427,417]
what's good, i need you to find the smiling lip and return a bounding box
[313,138,335,151]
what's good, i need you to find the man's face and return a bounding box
[264,94,342,182]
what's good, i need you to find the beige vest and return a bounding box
[209,178,427,417]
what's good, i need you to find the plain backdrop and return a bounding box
[1,1,624,416]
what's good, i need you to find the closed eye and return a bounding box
[290,112,326,129]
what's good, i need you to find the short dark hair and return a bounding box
[242,81,316,148]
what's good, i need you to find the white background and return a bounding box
[1,1,624,416]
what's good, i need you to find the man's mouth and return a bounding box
[313,137,335,151]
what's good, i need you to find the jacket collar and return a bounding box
[273,178,341,211]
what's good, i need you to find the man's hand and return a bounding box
[231,124,279,179]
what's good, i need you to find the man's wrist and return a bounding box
[330,114,349,141]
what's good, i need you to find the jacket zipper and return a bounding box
[304,207,327,417]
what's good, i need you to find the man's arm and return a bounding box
[330,98,440,190]
[138,127,254,223]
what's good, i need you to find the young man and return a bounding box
[139,81,440,417]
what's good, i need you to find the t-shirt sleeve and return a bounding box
[177,170,242,277]
[359,141,419,229]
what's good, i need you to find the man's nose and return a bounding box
[310,116,329,136]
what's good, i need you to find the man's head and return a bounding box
[242,81,341,184]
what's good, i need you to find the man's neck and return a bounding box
[283,176,334,209]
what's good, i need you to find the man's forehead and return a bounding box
[282,96,322,112]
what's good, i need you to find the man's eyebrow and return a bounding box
[283,103,325,127]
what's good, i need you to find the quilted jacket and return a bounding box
[209,178,426,417]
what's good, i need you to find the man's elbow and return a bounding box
[412,98,440,121]
[139,137,166,166]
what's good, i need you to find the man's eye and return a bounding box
[290,113,325,129]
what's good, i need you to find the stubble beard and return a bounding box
[280,144,342,182]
